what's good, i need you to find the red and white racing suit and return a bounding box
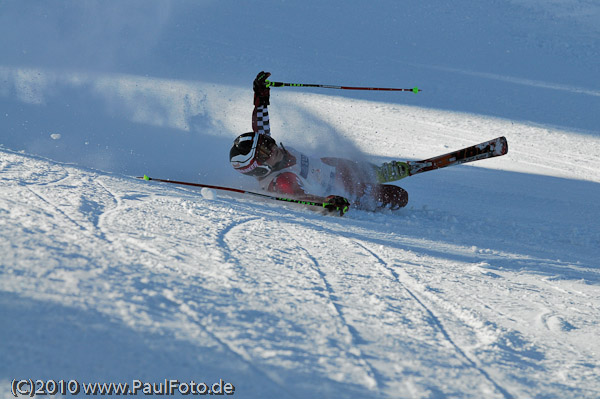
[252,102,407,208]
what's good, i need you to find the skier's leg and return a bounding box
[323,157,376,196]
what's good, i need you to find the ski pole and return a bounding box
[266,80,421,93]
[137,175,347,214]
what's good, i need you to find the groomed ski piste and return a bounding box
[1,1,600,398]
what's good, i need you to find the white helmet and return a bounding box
[229,132,277,178]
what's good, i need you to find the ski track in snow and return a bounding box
[410,63,600,98]
[352,241,513,399]
[283,227,381,392]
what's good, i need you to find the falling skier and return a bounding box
[229,71,409,215]
[141,72,505,215]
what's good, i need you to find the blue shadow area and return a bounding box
[1,1,598,134]
[0,291,373,398]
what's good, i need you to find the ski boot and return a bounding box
[374,184,408,210]
[375,161,410,183]
[354,184,409,211]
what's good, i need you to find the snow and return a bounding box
[1,1,599,398]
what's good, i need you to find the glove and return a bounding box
[253,71,271,107]
[323,195,350,216]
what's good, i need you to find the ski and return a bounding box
[375,136,508,183]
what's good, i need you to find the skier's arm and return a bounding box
[252,71,271,136]
[268,172,324,202]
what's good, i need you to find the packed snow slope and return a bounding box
[2,1,600,398]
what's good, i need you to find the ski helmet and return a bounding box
[229,132,277,177]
